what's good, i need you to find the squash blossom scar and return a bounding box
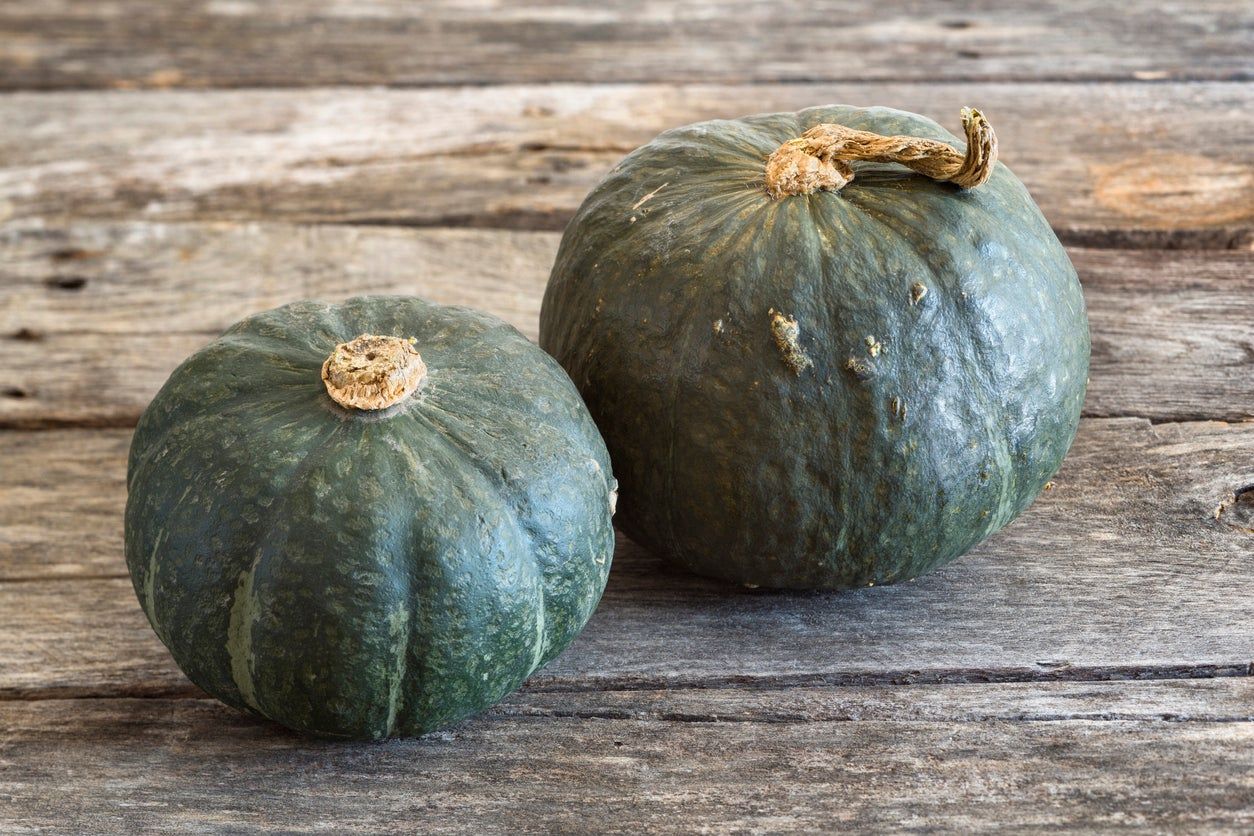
[769,309,813,374]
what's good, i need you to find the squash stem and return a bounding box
[321,334,427,411]
[764,107,998,199]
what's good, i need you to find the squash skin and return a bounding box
[539,105,1089,590]
[126,296,617,740]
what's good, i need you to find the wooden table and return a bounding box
[2,2,1252,832]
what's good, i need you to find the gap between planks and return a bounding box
[4,678,1254,723]
[3,664,1252,705]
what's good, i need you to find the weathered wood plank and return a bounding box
[2,83,1251,246]
[2,222,1251,428]
[1,687,1251,834]
[3,418,1251,697]
[501,678,1254,723]
[0,1,1250,89]
[0,223,551,339]
[0,430,129,581]
[1079,247,1254,422]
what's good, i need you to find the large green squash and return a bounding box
[539,106,1088,590]
[126,296,617,739]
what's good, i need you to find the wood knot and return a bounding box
[1215,484,1254,534]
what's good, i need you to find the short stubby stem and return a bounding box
[765,107,998,199]
[321,334,427,411]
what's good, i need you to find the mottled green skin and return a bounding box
[126,296,617,740]
[540,106,1088,590]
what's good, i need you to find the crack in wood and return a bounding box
[524,665,1254,693]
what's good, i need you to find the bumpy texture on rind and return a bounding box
[126,296,617,739]
[539,105,1089,590]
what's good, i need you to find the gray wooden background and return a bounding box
[1,2,1252,832]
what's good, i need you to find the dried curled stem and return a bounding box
[764,107,998,199]
[322,334,427,411]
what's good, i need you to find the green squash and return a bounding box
[539,106,1088,590]
[126,296,617,739]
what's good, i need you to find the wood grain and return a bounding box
[2,222,1251,429]
[1,1,1250,90]
[1,685,1251,833]
[3,418,1252,698]
[2,83,1251,247]
[0,223,551,339]
[502,678,1254,723]
[1079,247,1254,422]
[0,430,130,581]
[2,2,1250,825]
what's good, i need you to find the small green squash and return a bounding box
[540,106,1088,590]
[126,296,617,739]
